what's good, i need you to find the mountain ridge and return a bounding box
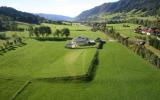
[0,6,46,24]
[76,0,160,21]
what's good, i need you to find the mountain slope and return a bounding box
[36,13,73,21]
[76,0,160,21]
[0,6,45,24]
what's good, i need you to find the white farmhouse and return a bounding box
[65,36,96,48]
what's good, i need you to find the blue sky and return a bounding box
[0,0,118,17]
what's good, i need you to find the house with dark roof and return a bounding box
[65,36,96,48]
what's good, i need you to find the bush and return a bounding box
[0,33,6,40]
[149,37,160,49]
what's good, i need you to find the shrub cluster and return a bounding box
[148,37,160,49]
[0,34,24,52]
[28,26,70,38]
[128,18,160,28]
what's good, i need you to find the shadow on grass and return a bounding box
[72,46,97,49]
[0,53,3,56]
[34,37,73,42]
[73,29,87,31]
[0,43,27,56]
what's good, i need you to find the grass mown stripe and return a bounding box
[36,50,99,82]
[10,81,32,100]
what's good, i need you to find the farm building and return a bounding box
[141,28,160,36]
[65,36,96,48]
[134,27,160,36]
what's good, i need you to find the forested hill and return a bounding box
[0,6,45,24]
[76,0,160,21]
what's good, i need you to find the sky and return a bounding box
[0,0,118,17]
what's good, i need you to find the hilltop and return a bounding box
[0,6,46,24]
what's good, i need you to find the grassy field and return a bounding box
[0,78,26,100]
[15,42,160,100]
[107,23,143,38]
[0,23,107,100]
[0,23,160,100]
[0,39,96,79]
[0,24,105,79]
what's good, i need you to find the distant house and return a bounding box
[65,36,96,48]
[142,28,160,36]
[154,29,160,36]
[72,36,90,46]
[134,26,160,36]
[65,42,77,48]
[141,28,153,36]
[134,26,142,33]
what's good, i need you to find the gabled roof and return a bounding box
[72,36,89,42]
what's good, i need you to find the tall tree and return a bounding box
[28,26,34,37]
[61,28,70,38]
[54,29,61,38]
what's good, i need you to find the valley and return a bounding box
[0,0,160,100]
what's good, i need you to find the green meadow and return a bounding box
[0,23,106,100]
[16,42,160,100]
[0,23,160,100]
[0,39,96,78]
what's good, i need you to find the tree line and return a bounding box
[0,33,24,52]
[28,26,70,38]
[83,21,160,68]
[108,28,160,68]
[128,18,160,28]
[0,15,26,32]
[148,37,160,49]
[89,22,106,32]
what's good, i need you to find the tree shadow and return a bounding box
[0,53,3,56]
[35,37,73,42]
[74,30,87,31]
[0,43,27,56]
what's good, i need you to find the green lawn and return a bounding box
[0,39,97,79]
[42,23,90,31]
[0,23,106,79]
[0,78,26,100]
[0,23,160,100]
[16,42,160,100]
[0,23,106,100]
